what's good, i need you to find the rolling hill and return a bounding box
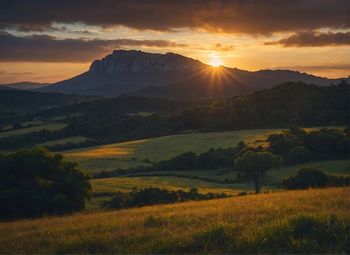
[0,81,49,90]
[0,187,348,253]
[41,50,343,98]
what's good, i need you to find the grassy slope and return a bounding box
[0,187,348,253]
[37,136,91,147]
[0,123,66,138]
[64,127,337,173]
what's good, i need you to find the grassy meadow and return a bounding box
[0,123,67,138]
[0,187,348,253]
[63,127,338,173]
[36,136,91,147]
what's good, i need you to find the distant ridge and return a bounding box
[41,50,344,98]
[1,82,50,90]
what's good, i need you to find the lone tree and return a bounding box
[235,151,282,194]
[0,147,92,220]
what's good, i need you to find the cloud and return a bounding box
[0,32,187,62]
[0,0,349,34]
[265,31,350,47]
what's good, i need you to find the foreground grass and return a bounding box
[0,187,348,253]
[64,127,337,173]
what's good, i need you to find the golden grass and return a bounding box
[65,139,148,158]
[0,187,348,253]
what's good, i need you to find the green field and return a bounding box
[0,123,67,138]
[87,159,350,209]
[122,159,350,182]
[92,176,252,194]
[37,136,91,147]
[64,127,338,173]
[1,187,348,253]
[89,176,253,209]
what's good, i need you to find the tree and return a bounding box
[282,167,329,189]
[235,151,282,194]
[287,146,311,164]
[0,148,91,220]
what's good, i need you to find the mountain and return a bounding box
[0,82,50,90]
[41,50,204,96]
[132,68,344,99]
[41,50,343,98]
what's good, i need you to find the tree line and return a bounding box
[1,81,348,150]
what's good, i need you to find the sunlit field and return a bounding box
[0,187,348,253]
[64,127,338,173]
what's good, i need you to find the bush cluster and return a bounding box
[282,167,350,189]
[103,187,228,210]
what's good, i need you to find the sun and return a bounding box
[209,57,222,67]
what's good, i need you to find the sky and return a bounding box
[0,0,349,83]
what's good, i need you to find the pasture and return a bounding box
[63,128,286,173]
[37,136,91,147]
[63,126,342,173]
[0,123,67,138]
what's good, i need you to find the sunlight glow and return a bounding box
[209,57,223,67]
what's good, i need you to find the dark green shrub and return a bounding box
[282,167,329,189]
[282,167,350,190]
[103,187,229,210]
[0,148,91,220]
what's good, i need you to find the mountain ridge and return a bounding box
[41,50,345,98]
[0,82,50,90]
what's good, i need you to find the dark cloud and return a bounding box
[0,0,349,34]
[0,32,187,62]
[266,31,350,47]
